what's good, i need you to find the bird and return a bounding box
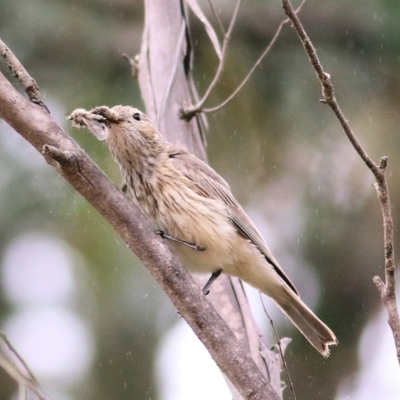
[69,105,338,356]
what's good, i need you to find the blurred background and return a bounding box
[0,0,400,399]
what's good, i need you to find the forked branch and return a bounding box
[180,0,306,119]
[0,39,49,112]
[0,41,281,400]
[281,0,400,365]
[180,0,242,120]
[0,332,50,400]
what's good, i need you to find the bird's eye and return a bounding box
[133,113,141,121]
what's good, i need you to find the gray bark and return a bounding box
[0,67,280,400]
[137,1,284,397]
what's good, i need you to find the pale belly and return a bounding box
[135,185,288,299]
[158,201,239,274]
[144,190,242,273]
[167,227,287,303]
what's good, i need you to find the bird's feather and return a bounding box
[169,148,299,296]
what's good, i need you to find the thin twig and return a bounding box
[0,39,49,113]
[0,332,50,400]
[122,53,140,77]
[0,333,37,385]
[281,0,400,365]
[181,0,306,118]
[203,19,287,114]
[180,0,242,120]
[281,0,377,175]
[207,0,225,36]
[204,0,306,114]
[259,295,296,400]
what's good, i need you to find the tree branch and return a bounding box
[180,0,242,120]
[180,1,306,119]
[0,332,50,400]
[281,0,400,366]
[207,0,226,36]
[0,39,49,112]
[0,69,280,400]
[202,0,306,115]
[138,2,284,397]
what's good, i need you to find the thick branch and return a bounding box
[281,0,400,365]
[0,72,280,400]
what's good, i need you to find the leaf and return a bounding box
[185,0,222,60]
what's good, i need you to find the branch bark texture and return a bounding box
[0,70,280,399]
[138,0,283,397]
[281,0,400,365]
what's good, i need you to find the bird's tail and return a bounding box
[275,288,338,357]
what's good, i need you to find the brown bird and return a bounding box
[69,105,338,356]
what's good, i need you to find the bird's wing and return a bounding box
[170,149,299,295]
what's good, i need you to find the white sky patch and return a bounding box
[156,319,231,400]
[1,232,94,393]
[337,299,400,400]
[1,233,75,305]
[3,308,93,385]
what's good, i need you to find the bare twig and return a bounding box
[181,0,306,118]
[122,53,140,77]
[0,61,281,400]
[203,0,306,114]
[281,0,400,365]
[185,0,222,60]
[202,18,287,114]
[0,39,49,113]
[231,279,269,377]
[207,0,225,36]
[180,0,242,120]
[0,332,50,400]
[260,296,296,400]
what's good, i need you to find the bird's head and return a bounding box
[69,105,161,146]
